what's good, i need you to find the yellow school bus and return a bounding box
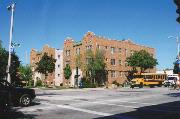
[130,73,167,88]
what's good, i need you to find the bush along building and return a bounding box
[63,31,156,87]
[30,45,63,86]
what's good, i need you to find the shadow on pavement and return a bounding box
[0,109,37,119]
[94,101,180,119]
[166,92,180,97]
[0,101,40,119]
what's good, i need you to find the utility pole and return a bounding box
[168,36,179,59]
[7,3,15,83]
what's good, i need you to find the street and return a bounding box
[2,87,180,119]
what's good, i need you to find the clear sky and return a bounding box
[0,0,179,70]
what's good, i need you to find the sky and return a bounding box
[0,0,180,70]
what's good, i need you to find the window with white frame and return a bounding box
[111,47,115,54]
[130,50,134,56]
[125,49,128,57]
[76,48,80,55]
[66,50,70,56]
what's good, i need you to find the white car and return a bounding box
[163,74,179,87]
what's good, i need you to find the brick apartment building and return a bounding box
[63,31,156,86]
[30,45,63,86]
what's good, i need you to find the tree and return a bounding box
[35,53,56,78]
[173,60,179,74]
[126,50,158,73]
[0,40,2,48]
[84,49,107,86]
[0,46,20,85]
[63,64,72,80]
[93,49,107,85]
[84,49,95,83]
[18,65,33,86]
[0,47,8,79]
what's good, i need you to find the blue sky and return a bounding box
[0,0,179,70]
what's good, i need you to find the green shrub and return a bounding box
[82,79,96,88]
[112,80,120,87]
[36,80,42,87]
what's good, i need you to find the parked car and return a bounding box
[163,74,179,87]
[0,79,36,107]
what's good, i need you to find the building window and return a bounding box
[58,55,60,59]
[111,71,116,77]
[111,59,115,65]
[105,46,108,49]
[58,74,60,77]
[125,49,128,57]
[119,60,122,65]
[65,61,70,65]
[130,50,134,56]
[111,47,115,54]
[97,45,100,49]
[119,48,121,53]
[76,48,80,55]
[66,50,70,56]
[86,45,92,50]
[58,65,60,68]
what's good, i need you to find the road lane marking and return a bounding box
[89,101,180,113]
[41,102,111,116]
[41,102,136,119]
[73,99,180,113]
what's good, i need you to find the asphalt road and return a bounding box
[1,87,180,119]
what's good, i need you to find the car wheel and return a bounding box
[139,83,143,88]
[20,94,31,107]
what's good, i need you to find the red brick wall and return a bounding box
[63,32,156,84]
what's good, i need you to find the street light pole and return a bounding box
[168,36,180,59]
[7,3,15,83]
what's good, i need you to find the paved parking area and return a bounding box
[2,87,180,119]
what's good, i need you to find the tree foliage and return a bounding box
[126,50,158,73]
[35,53,56,77]
[173,60,179,74]
[18,65,33,86]
[85,49,107,85]
[0,46,20,85]
[63,64,72,80]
